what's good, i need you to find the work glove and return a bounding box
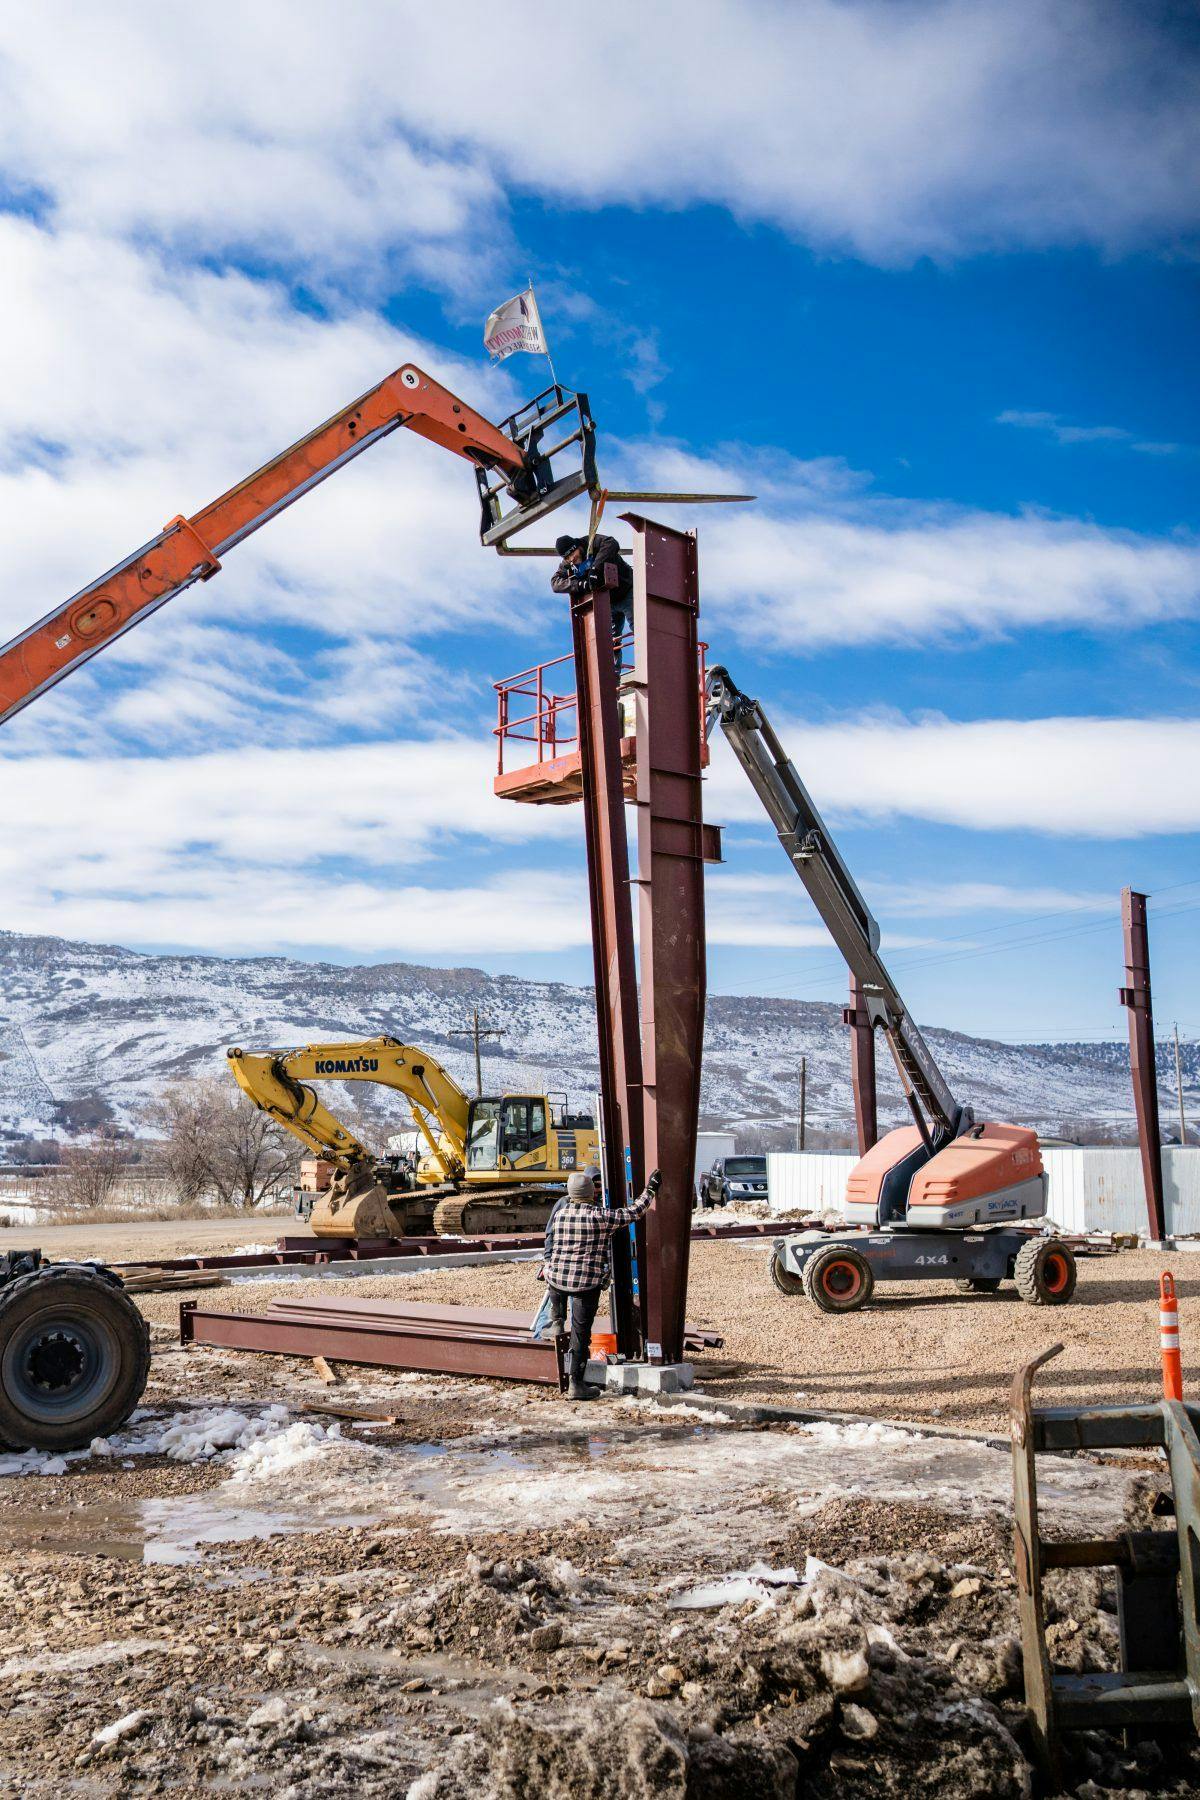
[646,1168,662,1196]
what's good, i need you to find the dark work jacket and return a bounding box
[550,533,633,605]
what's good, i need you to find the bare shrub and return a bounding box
[56,1128,126,1210]
[153,1079,300,1210]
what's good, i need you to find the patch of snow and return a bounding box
[228,1418,344,1483]
[671,1559,803,1612]
[800,1419,916,1449]
[0,1448,70,1477]
[157,1404,296,1462]
[2,1640,169,1677]
[93,1710,149,1746]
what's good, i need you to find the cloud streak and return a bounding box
[2,3,1195,269]
[998,410,1184,457]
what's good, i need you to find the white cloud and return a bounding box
[0,711,1187,964]
[620,441,1200,648]
[705,713,1200,838]
[1,3,1194,269]
[998,410,1184,457]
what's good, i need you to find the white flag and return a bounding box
[484,288,548,361]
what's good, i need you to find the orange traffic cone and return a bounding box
[1160,1272,1183,1402]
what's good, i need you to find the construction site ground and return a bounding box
[0,1225,1196,1796]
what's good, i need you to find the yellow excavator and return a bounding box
[227,1037,600,1240]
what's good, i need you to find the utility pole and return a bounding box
[797,1055,807,1153]
[1175,1023,1188,1147]
[449,1008,503,1098]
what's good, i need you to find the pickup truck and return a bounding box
[701,1154,769,1208]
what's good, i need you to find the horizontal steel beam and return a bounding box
[179,1301,565,1386]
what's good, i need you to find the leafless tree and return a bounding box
[153,1079,300,1210]
[57,1128,126,1209]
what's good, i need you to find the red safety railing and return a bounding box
[494,638,709,780]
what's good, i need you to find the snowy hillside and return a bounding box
[0,929,1193,1146]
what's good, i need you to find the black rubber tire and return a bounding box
[770,1249,804,1296]
[0,1267,150,1450]
[1014,1239,1077,1307]
[955,1277,1002,1294]
[802,1245,875,1314]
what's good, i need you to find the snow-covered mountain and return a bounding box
[0,929,1193,1147]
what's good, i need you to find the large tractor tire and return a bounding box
[769,1248,804,1296]
[802,1244,875,1314]
[955,1277,1002,1294]
[0,1265,150,1451]
[1014,1238,1077,1307]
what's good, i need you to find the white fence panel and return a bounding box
[766,1145,1200,1235]
[766,1152,855,1214]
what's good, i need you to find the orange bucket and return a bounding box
[590,1330,618,1358]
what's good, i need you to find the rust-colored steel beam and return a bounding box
[625,515,708,1366]
[843,973,879,1154]
[179,1301,566,1386]
[570,581,645,1357]
[1119,888,1166,1240]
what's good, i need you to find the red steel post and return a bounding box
[843,973,879,1154]
[1119,887,1167,1241]
[570,583,645,1356]
[625,515,707,1365]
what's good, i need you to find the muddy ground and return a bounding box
[0,1224,1195,1796]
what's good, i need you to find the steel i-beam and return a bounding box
[1118,887,1166,1240]
[571,581,645,1356]
[624,515,708,1365]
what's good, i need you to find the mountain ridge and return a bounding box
[0,928,1193,1148]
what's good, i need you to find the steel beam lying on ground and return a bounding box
[180,1299,567,1386]
[178,1294,723,1382]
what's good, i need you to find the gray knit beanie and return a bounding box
[567,1170,598,1201]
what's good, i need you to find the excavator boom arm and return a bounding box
[706,665,961,1138]
[227,1036,474,1178]
[0,366,527,726]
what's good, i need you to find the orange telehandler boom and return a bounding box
[0,363,544,725]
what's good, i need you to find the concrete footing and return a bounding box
[586,1359,695,1394]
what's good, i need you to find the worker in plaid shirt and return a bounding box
[544,1164,660,1400]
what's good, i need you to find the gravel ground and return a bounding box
[0,1225,1191,1795]
[0,1214,289,1261]
[0,1330,1188,1798]
[129,1239,1194,1436]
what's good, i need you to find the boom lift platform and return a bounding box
[705,667,1077,1314]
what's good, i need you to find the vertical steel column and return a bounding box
[570,584,645,1355]
[1119,887,1166,1241]
[843,973,879,1154]
[625,515,707,1364]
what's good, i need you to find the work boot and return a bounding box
[567,1379,602,1402]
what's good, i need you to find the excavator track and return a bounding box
[431,1188,560,1238]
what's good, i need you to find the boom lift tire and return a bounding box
[0,1265,150,1450]
[956,1277,1002,1294]
[769,1249,803,1296]
[802,1244,875,1314]
[1014,1238,1077,1307]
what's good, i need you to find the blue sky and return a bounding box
[0,1,1196,1046]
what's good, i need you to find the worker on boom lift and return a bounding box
[552,533,634,669]
[544,1164,660,1400]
